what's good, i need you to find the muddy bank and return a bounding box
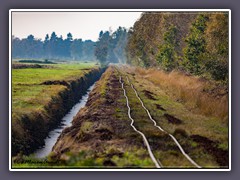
[12,68,106,156]
[34,83,96,158]
[50,67,152,167]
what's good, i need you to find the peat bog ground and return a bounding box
[11,64,229,169]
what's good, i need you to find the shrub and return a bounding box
[156,25,178,71]
[183,14,209,75]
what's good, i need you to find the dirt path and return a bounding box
[126,76,201,168]
[119,76,162,168]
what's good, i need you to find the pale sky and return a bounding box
[12,11,142,41]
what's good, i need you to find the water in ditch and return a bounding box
[34,83,95,158]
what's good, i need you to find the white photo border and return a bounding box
[9,9,231,172]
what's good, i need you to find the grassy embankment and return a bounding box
[118,75,195,168]
[118,65,228,168]
[12,62,103,157]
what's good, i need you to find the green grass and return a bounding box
[13,149,155,169]
[117,66,228,168]
[120,75,196,168]
[12,62,97,84]
[53,62,97,70]
[111,149,155,168]
[12,85,66,116]
[12,62,97,120]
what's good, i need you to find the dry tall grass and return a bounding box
[134,67,228,121]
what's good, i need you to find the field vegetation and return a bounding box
[134,67,228,120]
[12,62,103,156]
[12,62,97,117]
[118,65,228,167]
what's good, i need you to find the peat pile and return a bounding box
[12,68,105,156]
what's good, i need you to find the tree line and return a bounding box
[94,26,128,66]
[12,32,96,61]
[126,12,229,82]
[12,27,128,65]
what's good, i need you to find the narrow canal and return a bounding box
[34,83,96,158]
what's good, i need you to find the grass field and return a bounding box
[11,61,103,158]
[12,62,97,118]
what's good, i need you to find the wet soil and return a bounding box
[95,128,113,141]
[173,128,188,138]
[12,63,45,69]
[164,113,182,124]
[143,90,157,100]
[190,135,228,167]
[148,134,179,152]
[155,104,166,111]
[41,80,70,87]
